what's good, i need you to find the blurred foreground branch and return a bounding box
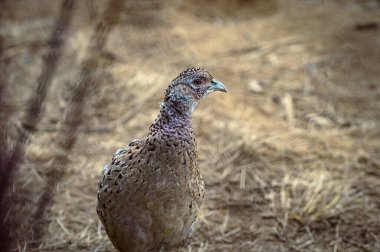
[29,0,125,248]
[0,1,75,251]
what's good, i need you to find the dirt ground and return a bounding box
[1,0,380,251]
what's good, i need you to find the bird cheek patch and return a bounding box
[205,89,214,95]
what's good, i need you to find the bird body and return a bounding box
[97,67,227,251]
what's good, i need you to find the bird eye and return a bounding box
[193,79,202,85]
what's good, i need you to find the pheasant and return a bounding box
[96,67,227,252]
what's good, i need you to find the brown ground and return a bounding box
[2,0,380,251]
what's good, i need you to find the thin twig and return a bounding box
[333,220,340,252]
[342,236,369,250]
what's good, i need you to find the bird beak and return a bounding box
[210,79,227,93]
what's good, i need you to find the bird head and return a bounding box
[164,67,227,113]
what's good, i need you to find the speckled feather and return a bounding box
[97,67,226,252]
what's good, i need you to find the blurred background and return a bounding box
[0,0,379,251]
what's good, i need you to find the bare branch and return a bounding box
[0,0,75,251]
[29,0,125,248]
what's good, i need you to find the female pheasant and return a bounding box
[97,67,227,252]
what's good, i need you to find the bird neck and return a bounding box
[149,101,193,135]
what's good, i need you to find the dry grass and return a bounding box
[1,0,380,251]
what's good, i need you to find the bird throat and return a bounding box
[149,101,193,137]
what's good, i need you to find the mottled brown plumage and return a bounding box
[97,67,227,251]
